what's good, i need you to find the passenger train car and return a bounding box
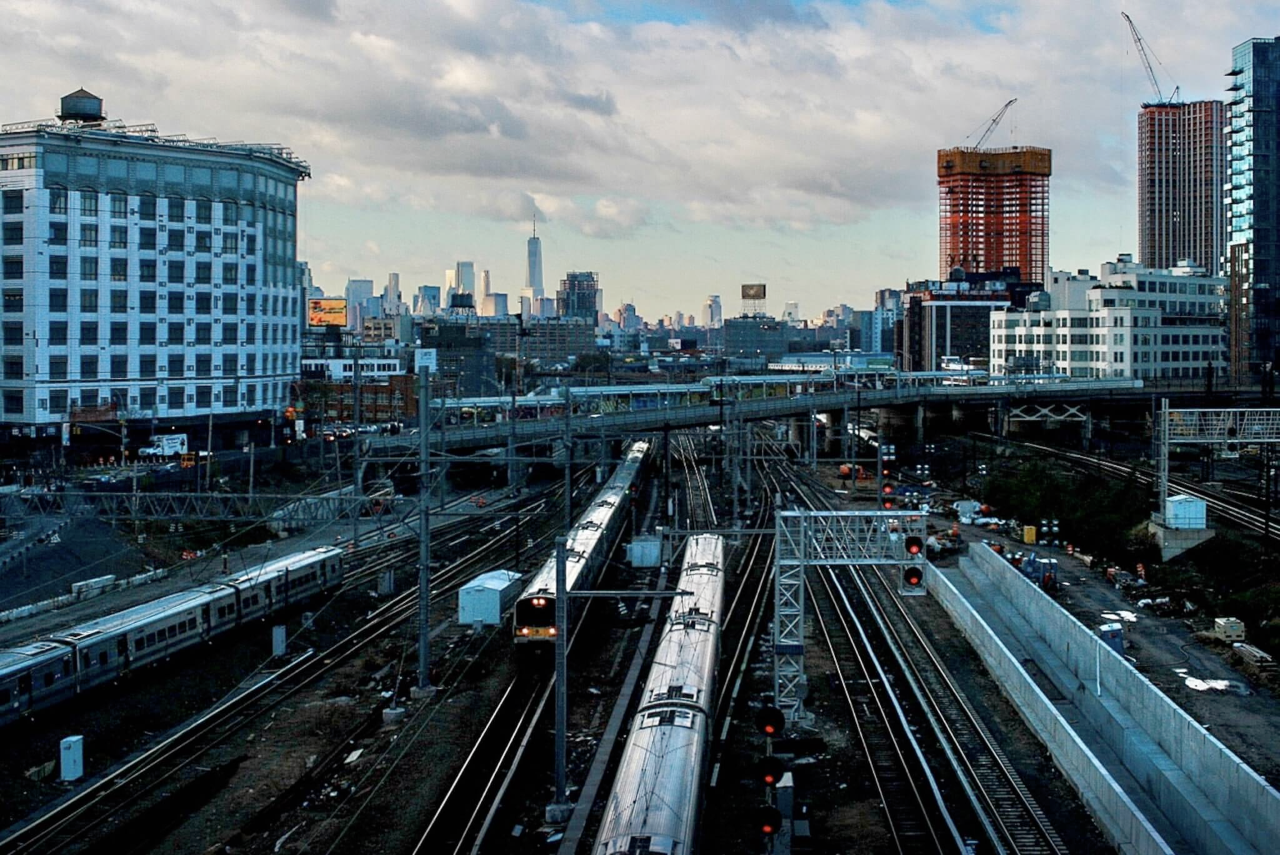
[595,534,726,855]
[513,440,650,648]
[0,546,343,728]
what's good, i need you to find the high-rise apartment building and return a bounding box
[1226,38,1280,376]
[0,89,308,442]
[556,272,601,325]
[1138,101,1228,275]
[938,146,1052,286]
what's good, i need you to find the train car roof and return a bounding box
[51,588,218,642]
[213,547,342,586]
[0,641,69,673]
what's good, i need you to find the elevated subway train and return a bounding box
[0,546,344,728]
[595,533,726,855]
[513,440,650,647]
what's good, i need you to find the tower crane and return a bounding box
[966,98,1017,149]
[1122,12,1180,105]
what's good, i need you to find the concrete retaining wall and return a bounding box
[966,544,1280,854]
[928,561,1172,855]
[0,567,169,626]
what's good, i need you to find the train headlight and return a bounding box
[548,627,557,636]
[520,627,530,636]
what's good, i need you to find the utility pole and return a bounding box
[206,409,214,492]
[417,364,434,693]
[248,442,255,499]
[563,386,573,531]
[663,424,672,522]
[549,537,570,822]
[352,354,363,548]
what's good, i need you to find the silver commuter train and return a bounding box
[0,546,344,727]
[514,440,650,645]
[594,533,726,855]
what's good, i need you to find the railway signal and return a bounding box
[755,705,785,737]
[758,755,786,787]
[905,535,924,557]
[758,806,783,836]
[899,564,926,596]
[881,482,895,510]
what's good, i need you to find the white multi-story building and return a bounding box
[989,257,1227,380]
[702,294,722,329]
[0,90,309,442]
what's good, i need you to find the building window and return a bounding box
[245,353,256,375]
[168,386,184,410]
[49,321,67,345]
[139,322,156,345]
[80,321,98,345]
[2,391,22,415]
[80,354,98,380]
[168,353,185,377]
[138,196,156,221]
[221,200,238,223]
[49,356,68,380]
[195,231,211,252]
[195,292,211,315]
[195,323,211,345]
[110,290,128,313]
[49,189,67,216]
[222,353,237,375]
[3,355,22,380]
[244,323,256,345]
[140,259,156,283]
[246,233,256,254]
[167,260,185,284]
[167,290,185,315]
[47,256,69,281]
[49,289,67,313]
[195,200,212,224]
[110,225,127,250]
[222,323,237,345]
[223,384,238,407]
[2,289,20,312]
[196,385,212,408]
[2,321,22,346]
[167,197,184,220]
[80,289,99,312]
[79,191,98,217]
[110,193,127,219]
[246,264,257,286]
[2,222,21,245]
[139,290,156,314]
[49,390,68,414]
[110,354,128,379]
[195,262,211,284]
[196,354,211,377]
[2,257,20,280]
[110,322,127,345]
[81,223,98,248]
[166,321,183,345]
[49,222,67,246]
[139,387,156,409]
[222,294,237,315]
[223,233,238,254]
[167,229,184,251]
[2,189,22,215]
[79,257,97,281]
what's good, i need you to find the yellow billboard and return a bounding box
[308,298,347,327]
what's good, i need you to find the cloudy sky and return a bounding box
[2,0,1276,319]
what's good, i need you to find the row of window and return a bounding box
[997,349,1223,365]
[5,351,298,381]
[4,255,260,287]
[134,617,200,652]
[1,287,299,317]
[2,320,298,347]
[10,191,291,230]
[2,221,256,254]
[1,380,293,415]
[996,332,1223,347]
[278,569,322,594]
[0,154,35,172]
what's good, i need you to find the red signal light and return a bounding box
[881,484,893,495]
[759,806,782,836]
[758,756,785,787]
[905,535,924,556]
[903,566,924,588]
[754,705,785,737]
[882,498,895,510]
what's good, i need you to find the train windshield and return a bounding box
[514,595,555,628]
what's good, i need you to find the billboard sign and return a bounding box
[741,283,767,301]
[414,348,438,373]
[308,298,347,327]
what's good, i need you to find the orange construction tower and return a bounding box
[937,146,1052,285]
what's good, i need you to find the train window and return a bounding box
[118,638,127,657]
[17,675,31,694]
[168,625,177,639]
[43,672,54,688]
[0,688,9,705]
[146,632,156,647]
[135,638,144,652]
[217,606,227,619]
[187,618,197,631]
[98,651,108,666]
[81,653,91,669]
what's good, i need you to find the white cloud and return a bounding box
[364,239,382,255]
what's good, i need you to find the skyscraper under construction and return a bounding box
[938,146,1052,286]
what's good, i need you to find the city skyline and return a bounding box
[0,2,1276,321]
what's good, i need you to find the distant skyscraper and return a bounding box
[1227,38,1280,377]
[557,272,602,324]
[938,146,1052,286]
[384,272,402,313]
[413,285,441,316]
[455,262,476,296]
[345,278,374,329]
[526,218,544,298]
[480,269,491,298]
[782,301,800,323]
[702,295,722,329]
[1139,101,1227,274]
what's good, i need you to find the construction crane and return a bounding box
[966,98,1017,149]
[1122,12,1180,105]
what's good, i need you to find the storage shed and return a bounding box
[1164,494,1207,530]
[458,570,523,626]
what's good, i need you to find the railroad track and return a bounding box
[0,481,582,855]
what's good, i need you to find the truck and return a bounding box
[138,434,189,459]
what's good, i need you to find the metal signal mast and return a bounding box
[1122,12,1180,105]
